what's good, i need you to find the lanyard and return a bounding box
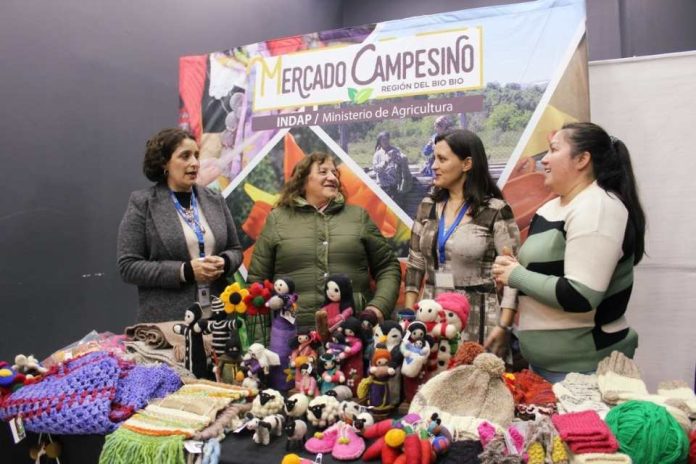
[170,190,206,258]
[437,200,469,264]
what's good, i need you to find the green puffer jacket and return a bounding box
[247,195,401,329]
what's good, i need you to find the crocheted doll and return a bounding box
[316,274,354,342]
[199,296,240,358]
[268,276,298,392]
[173,303,208,378]
[336,317,364,396]
[319,353,346,395]
[296,363,320,397]
[289,330,321,393]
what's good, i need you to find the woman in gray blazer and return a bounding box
[118,128,243,322]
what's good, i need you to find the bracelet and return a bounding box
[497,323,513,332]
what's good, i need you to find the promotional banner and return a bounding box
[178,0,589,275]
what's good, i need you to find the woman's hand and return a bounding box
[483,326,510,358]
[491,255,519,287]
[363,305,384,323]
[191,256,224,283]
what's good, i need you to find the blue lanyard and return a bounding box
[437,200,469,264]
[170,190,206,258]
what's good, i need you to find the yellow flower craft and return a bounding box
[220,282,250,314]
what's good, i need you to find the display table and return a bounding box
[1,420,360,464]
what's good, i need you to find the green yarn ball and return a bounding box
[605,400,688,464]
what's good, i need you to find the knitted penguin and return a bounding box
[173,302,207,378]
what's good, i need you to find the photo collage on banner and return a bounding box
[178,0,589,284]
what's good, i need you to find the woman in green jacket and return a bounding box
[248,152,401,330]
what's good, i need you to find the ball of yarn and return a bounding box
[385,428,406,447]
[431,435,450,454]
[688,429,696,464]
[281,454,301,464]
[605,400,688,464]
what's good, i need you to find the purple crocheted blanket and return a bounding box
[0,351,181,434]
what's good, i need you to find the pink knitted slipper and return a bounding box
[305,423,340,454]
[332,423,365,461]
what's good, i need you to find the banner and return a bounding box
[178,0,589,275]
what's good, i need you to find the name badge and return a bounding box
[197,284,211,308]
[434,271,455,289]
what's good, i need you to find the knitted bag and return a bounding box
[0,351,122,434]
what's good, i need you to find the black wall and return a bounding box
[1,0,695,362]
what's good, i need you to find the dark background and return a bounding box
[1,0,695,362]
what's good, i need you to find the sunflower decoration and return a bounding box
[220,282,249,315]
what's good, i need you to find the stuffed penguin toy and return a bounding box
[173,302,208,378]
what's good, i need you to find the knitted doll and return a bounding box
[296,363,320,397]
[336,317,364,395]
[319,353,346,395]
[433,292,471,365]
[289,330,321,393]
[373,321,404,407]
[173,303,208,378]
[215,329,245,385]
[199,296,240,358]
[400,322,432,379]
[316,274,355,342]
[358,312,378,376]
[359,346,396,417]
[267,276,298,392]
[242,343,281,389]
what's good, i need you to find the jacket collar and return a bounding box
[293,193,345,214]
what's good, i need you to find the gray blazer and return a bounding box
[117,183,242,322]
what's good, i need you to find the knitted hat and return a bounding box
[210,296,225,314]
[435,292,470,327]
[449,342,486,369]
[372,347,391,365]
[410,353,514,428]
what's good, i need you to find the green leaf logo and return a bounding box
[355,88,373,104]
[347,87,373,104]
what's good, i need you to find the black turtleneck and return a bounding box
[173,191,192,209]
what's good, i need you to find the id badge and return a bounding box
[434,271,455,290]
[197,284,211,308]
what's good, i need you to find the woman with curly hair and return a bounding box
[117,128,243,322]
[247,152,401,330]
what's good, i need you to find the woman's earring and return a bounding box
[164,169,169,177]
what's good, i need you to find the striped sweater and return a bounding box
[509,181,638,372]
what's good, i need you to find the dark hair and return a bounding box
[142,128,195,182]
[322,274,355,311]
[276,152,342,208]
[338,316,366,345]
[561,122,646,264]
[375,131,390,150]
[431,129,503,216]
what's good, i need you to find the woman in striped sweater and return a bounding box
[492,122,646,382]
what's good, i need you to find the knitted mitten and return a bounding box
[657,380,696,418]
[553,373,610,417]
[478,435,522,464]
[596,352,648,405]
[596,353,691,430]
[525,416,569,464]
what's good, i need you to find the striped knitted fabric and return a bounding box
[99,380,255,464]
[552,411,619,454]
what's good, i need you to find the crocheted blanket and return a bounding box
[0,351,181,434]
